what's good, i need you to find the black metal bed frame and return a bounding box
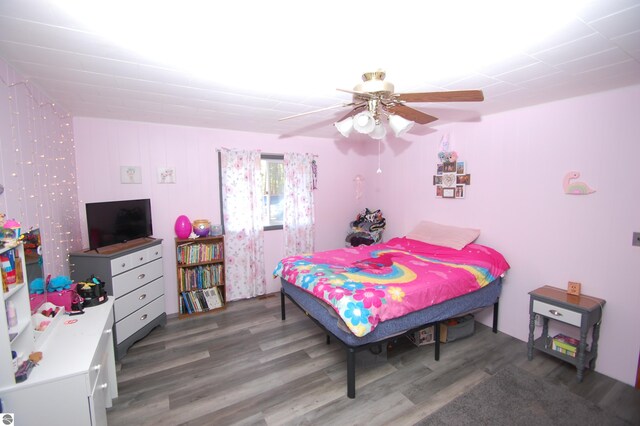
[281,288,500,398]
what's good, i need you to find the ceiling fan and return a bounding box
[280,70,484,139]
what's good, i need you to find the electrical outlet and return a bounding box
[535,314,543,327]
[633,232,640,247]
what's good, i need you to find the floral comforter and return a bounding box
[274,237,510,337]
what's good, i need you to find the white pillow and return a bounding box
[406,220,480,250]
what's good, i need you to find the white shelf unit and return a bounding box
[0,243,34,388]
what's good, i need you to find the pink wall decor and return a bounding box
[563,171,596,195]
[354,175,364,200]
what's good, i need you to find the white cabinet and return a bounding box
[0,298,117,426]
[69,239,166,359]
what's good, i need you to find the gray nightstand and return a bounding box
[527,285,605,381]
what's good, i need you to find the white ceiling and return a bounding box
[0,0,639,139]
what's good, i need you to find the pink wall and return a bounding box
[368,85,640,386]
[72,117,372,313]
[0,58,81,277]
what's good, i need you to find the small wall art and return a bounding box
[158,167,176,184]
[563,171,595,195]
[120,166,142,184]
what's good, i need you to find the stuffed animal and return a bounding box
[47,275,73,292]
[30,277,45,294]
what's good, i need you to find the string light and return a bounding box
[1,70,81,277]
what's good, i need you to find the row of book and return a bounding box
[176,242,223,265]
[178,264,223,292]
[180,287,224,314]
[551,333,585,358]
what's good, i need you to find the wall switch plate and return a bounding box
[633,232,640,247]
[567,281,581,296]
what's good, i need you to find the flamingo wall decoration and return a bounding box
[563,171,596,195]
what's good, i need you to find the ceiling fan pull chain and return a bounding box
[377,139,382,174]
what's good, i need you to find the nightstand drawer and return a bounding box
[113,277,164,322]
[532,300,581,326]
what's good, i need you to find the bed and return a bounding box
[274,221,510,398]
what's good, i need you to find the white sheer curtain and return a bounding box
[283,152,315,256]
[220,149,266,300]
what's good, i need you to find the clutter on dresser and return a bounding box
[75,275,108,308]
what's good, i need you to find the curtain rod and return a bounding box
[215,148,317,157]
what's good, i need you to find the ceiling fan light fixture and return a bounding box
[353,111,376,134]
[388,114,415,137]
[334,116,354,137]
[370,122,387,140]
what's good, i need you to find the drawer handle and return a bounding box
[101,383,108,390]
[104,329,112,334]
[549,309,563,317]
[138,273,146,280]
[139,256,144,261]
[121,263,126,268]
[139,293,147,300]
[140,314,148,321]
[93,364,101,371]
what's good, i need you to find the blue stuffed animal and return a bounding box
[29,277,45,294]
[47,275,72,292]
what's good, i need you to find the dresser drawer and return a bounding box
[116,295,165,344]
[532,300,582,327]
[110,253,131,275]
[146,244,163,262]
[88,309,114,394]
[111,258,163,298]
[114,277,164,322]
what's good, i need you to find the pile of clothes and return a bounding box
[345,208,386,247]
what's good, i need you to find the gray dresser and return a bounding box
[69,238,166,359]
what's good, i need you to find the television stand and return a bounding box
[94,237,156,255]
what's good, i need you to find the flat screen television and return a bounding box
[86,199,153,250]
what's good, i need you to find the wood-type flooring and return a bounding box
[107,294,640,425]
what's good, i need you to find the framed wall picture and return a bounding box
[442,173,457,188]
[158,167,176,183]
[455,185,465,198]
[442,187,455,198]
[120,166,141,184]
[443,162,456,173]
[436,185,443,197]
[456,161,465,174]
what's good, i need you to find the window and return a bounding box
[261,154,284,230]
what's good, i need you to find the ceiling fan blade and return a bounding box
[335,102,367,122]
[396,90,484,103]
[385,103,438,125]
[279,103,357,121]
[336,88,375,99]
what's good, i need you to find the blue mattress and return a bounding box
[281,277,502,347]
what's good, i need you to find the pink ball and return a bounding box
[174,215,192,239]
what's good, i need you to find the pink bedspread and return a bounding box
[274,237,510,337]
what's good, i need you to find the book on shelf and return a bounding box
[551,333,587,357]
